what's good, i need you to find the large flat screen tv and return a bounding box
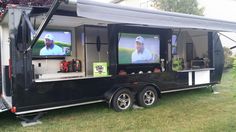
[32,30,72,58]
[118,33,160,64]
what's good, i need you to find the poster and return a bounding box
[93,62,108,77]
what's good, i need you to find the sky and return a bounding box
[198,0,236,22]
[92,0,236,53]
[92,0,236,21]
[197,0,236,54]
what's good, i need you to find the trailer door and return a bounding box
[0,35,1,95]
[0,26,8,112]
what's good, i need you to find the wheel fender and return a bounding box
[104,85,132,108]
[142,83,161,98]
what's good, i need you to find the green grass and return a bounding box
[0,69,236,131]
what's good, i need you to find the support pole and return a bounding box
[24,0,67,53]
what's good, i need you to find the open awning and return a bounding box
[73,0,236,32]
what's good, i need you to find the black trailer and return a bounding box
[0,0,236,117]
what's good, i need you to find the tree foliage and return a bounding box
[224,46,234,68]
[2,0,53,6]
[3,0,53,6]
[233,58,236,75]
[0,0,53,18]
[152,0,204,16]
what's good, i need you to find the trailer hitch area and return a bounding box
[17,112,46,127]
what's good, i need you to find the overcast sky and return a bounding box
[92,0,236,22]
[198,0,236,22]
[198,0,236,53]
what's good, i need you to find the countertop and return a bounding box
[177,68,215,72]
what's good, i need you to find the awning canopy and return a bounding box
[74,0,236,32]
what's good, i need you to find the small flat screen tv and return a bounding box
[32,30,72,58]
[172,35,177,55]
[118,33,160,64]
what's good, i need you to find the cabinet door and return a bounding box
[85,44,108,75]
[186,43,193,61]
[85,27,108,44]
[84,26,109,75]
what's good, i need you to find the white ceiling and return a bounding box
[32,15,112,28]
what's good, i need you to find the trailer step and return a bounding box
[0,98,8,112]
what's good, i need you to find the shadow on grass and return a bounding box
[0,87,212,128]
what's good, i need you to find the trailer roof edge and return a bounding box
[73,0,236,32]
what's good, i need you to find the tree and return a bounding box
[152,0,204,16]
[6,0,53,6]
[0,0,53,19]
[223,46,234,68]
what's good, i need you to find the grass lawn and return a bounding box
[0,69,236,131]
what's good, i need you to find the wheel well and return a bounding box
[142,84,161,98]
[105,86,134,108]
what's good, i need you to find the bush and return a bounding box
[224,57,235,68]
[233,58,236,76]
[172,57,183,71]
[224,47,233,69]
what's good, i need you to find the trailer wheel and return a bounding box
[137,86,159,107]
[112,89,133,112]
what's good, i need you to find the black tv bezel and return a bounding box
[117,32,161,65]
[113,26,172,74]
[32,29,72,59]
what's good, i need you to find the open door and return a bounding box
[0,54,7,112]
[211,32,224,83]
[84,26,109,76]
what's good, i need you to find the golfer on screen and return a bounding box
[131,36,153,63]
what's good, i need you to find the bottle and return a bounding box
[75,59,81,72]
[161,59,165,72]
[60,60,66,72]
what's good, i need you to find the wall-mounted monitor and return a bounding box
[172,35,177,55]
[32,30,72,58]
[118,33,160,64]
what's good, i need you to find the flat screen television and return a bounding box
[172,35,177,55]
[118,33,160,64]
[32,30,72,58]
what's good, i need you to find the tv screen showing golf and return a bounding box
[32,30,72,57]
[118,33,160,64]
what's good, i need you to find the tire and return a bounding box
[112,89,134,112]
[137,86,159,107]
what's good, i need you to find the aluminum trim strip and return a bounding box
[34,75,112,83]
[161,86,209,94]
[15,100,105,115]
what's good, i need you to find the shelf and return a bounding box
[37,72,85,79]
[177,68,215,72]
